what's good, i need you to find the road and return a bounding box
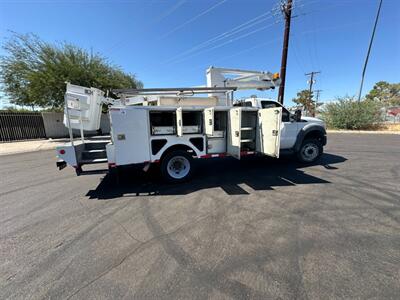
[1,133,399,299]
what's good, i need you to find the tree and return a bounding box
[365,81,400,106]
[320,96,382,130]
[292,89,315,115]
[0,33,142,109]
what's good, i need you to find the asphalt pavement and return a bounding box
[1,133,399,299]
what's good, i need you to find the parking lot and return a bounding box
[1,133,399,299]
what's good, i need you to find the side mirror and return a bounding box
[294,109,302,122]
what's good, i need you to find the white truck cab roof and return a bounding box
[242,97,325,126]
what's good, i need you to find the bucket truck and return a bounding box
[56,66,326,182]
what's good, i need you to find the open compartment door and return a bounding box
[176,107,183,137]
[258,107,282,158]
[204,107,214,136]
[227,108,241,159]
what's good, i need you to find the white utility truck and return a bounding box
[56,67,326,182]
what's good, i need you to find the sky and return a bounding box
[0,0,399,108]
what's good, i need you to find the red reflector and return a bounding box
[59,149,65,155]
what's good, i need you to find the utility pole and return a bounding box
[277,0,293,105]
[314,89,322,115]
[305,71,320,116]
[357,0,383,101]
[315,89,322,102]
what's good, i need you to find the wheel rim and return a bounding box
[167,156,190,179]
[301,143,319,162]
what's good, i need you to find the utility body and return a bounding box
[56,67,327,182]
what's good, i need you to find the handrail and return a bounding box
[64,95,74,147]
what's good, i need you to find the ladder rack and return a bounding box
[113,86,237,97]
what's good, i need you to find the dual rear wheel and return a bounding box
[161,150,193,183]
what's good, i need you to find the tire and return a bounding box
[161,150,193,183]
[296,138,323,163]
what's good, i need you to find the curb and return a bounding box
[327,130,400,135]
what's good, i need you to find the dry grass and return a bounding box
[379,123,400,131]
[327,123,400,133]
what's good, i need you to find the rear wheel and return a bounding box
[297,138,322,163]
[161,150,193,183]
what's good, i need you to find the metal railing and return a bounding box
[0,111,46,142]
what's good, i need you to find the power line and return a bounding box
[170,36,284,79]
[291,34,306,73]
[164,10,275,64]
[159,0,228,39]
[164,0,320,65]
[151,0,187,24]
[166,19,282,65]
[164,13,275,64]
[210,37,283,65]
[104,0,187,54]
[358,0,383,101]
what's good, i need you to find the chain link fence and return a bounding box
[0,112,46,142]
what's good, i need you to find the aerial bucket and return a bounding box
[64,83,104,131]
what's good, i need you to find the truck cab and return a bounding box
[241,97,327,162]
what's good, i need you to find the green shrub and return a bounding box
[320,96,383,130]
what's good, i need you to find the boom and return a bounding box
[206,67,281,105]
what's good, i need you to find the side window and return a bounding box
[281,108,290,122]
[261,101,276,109]
[261,101,290,122]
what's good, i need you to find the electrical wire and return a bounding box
[164,0,322,65]
[166,19,283,65]
[208,36,283,65]
[159,0,228,39]
[291,33,306,73]
[151,0,187,24]
[163,10,275,64]
[104,0,187,54]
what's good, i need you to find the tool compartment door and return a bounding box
[227,107,241,159]
[258,107,282,158]
[176,107,183,136]
[204,107,214,136]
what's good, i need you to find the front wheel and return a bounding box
[296,139,323,163]
[161,150,193,183]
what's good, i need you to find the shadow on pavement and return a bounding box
[86,153,346,199]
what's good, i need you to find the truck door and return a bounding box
[227,107,241,159]
[204,107,214,136]
[176,107,183,137]
[258,107,282,158]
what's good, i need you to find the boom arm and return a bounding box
[206,67,281,105]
